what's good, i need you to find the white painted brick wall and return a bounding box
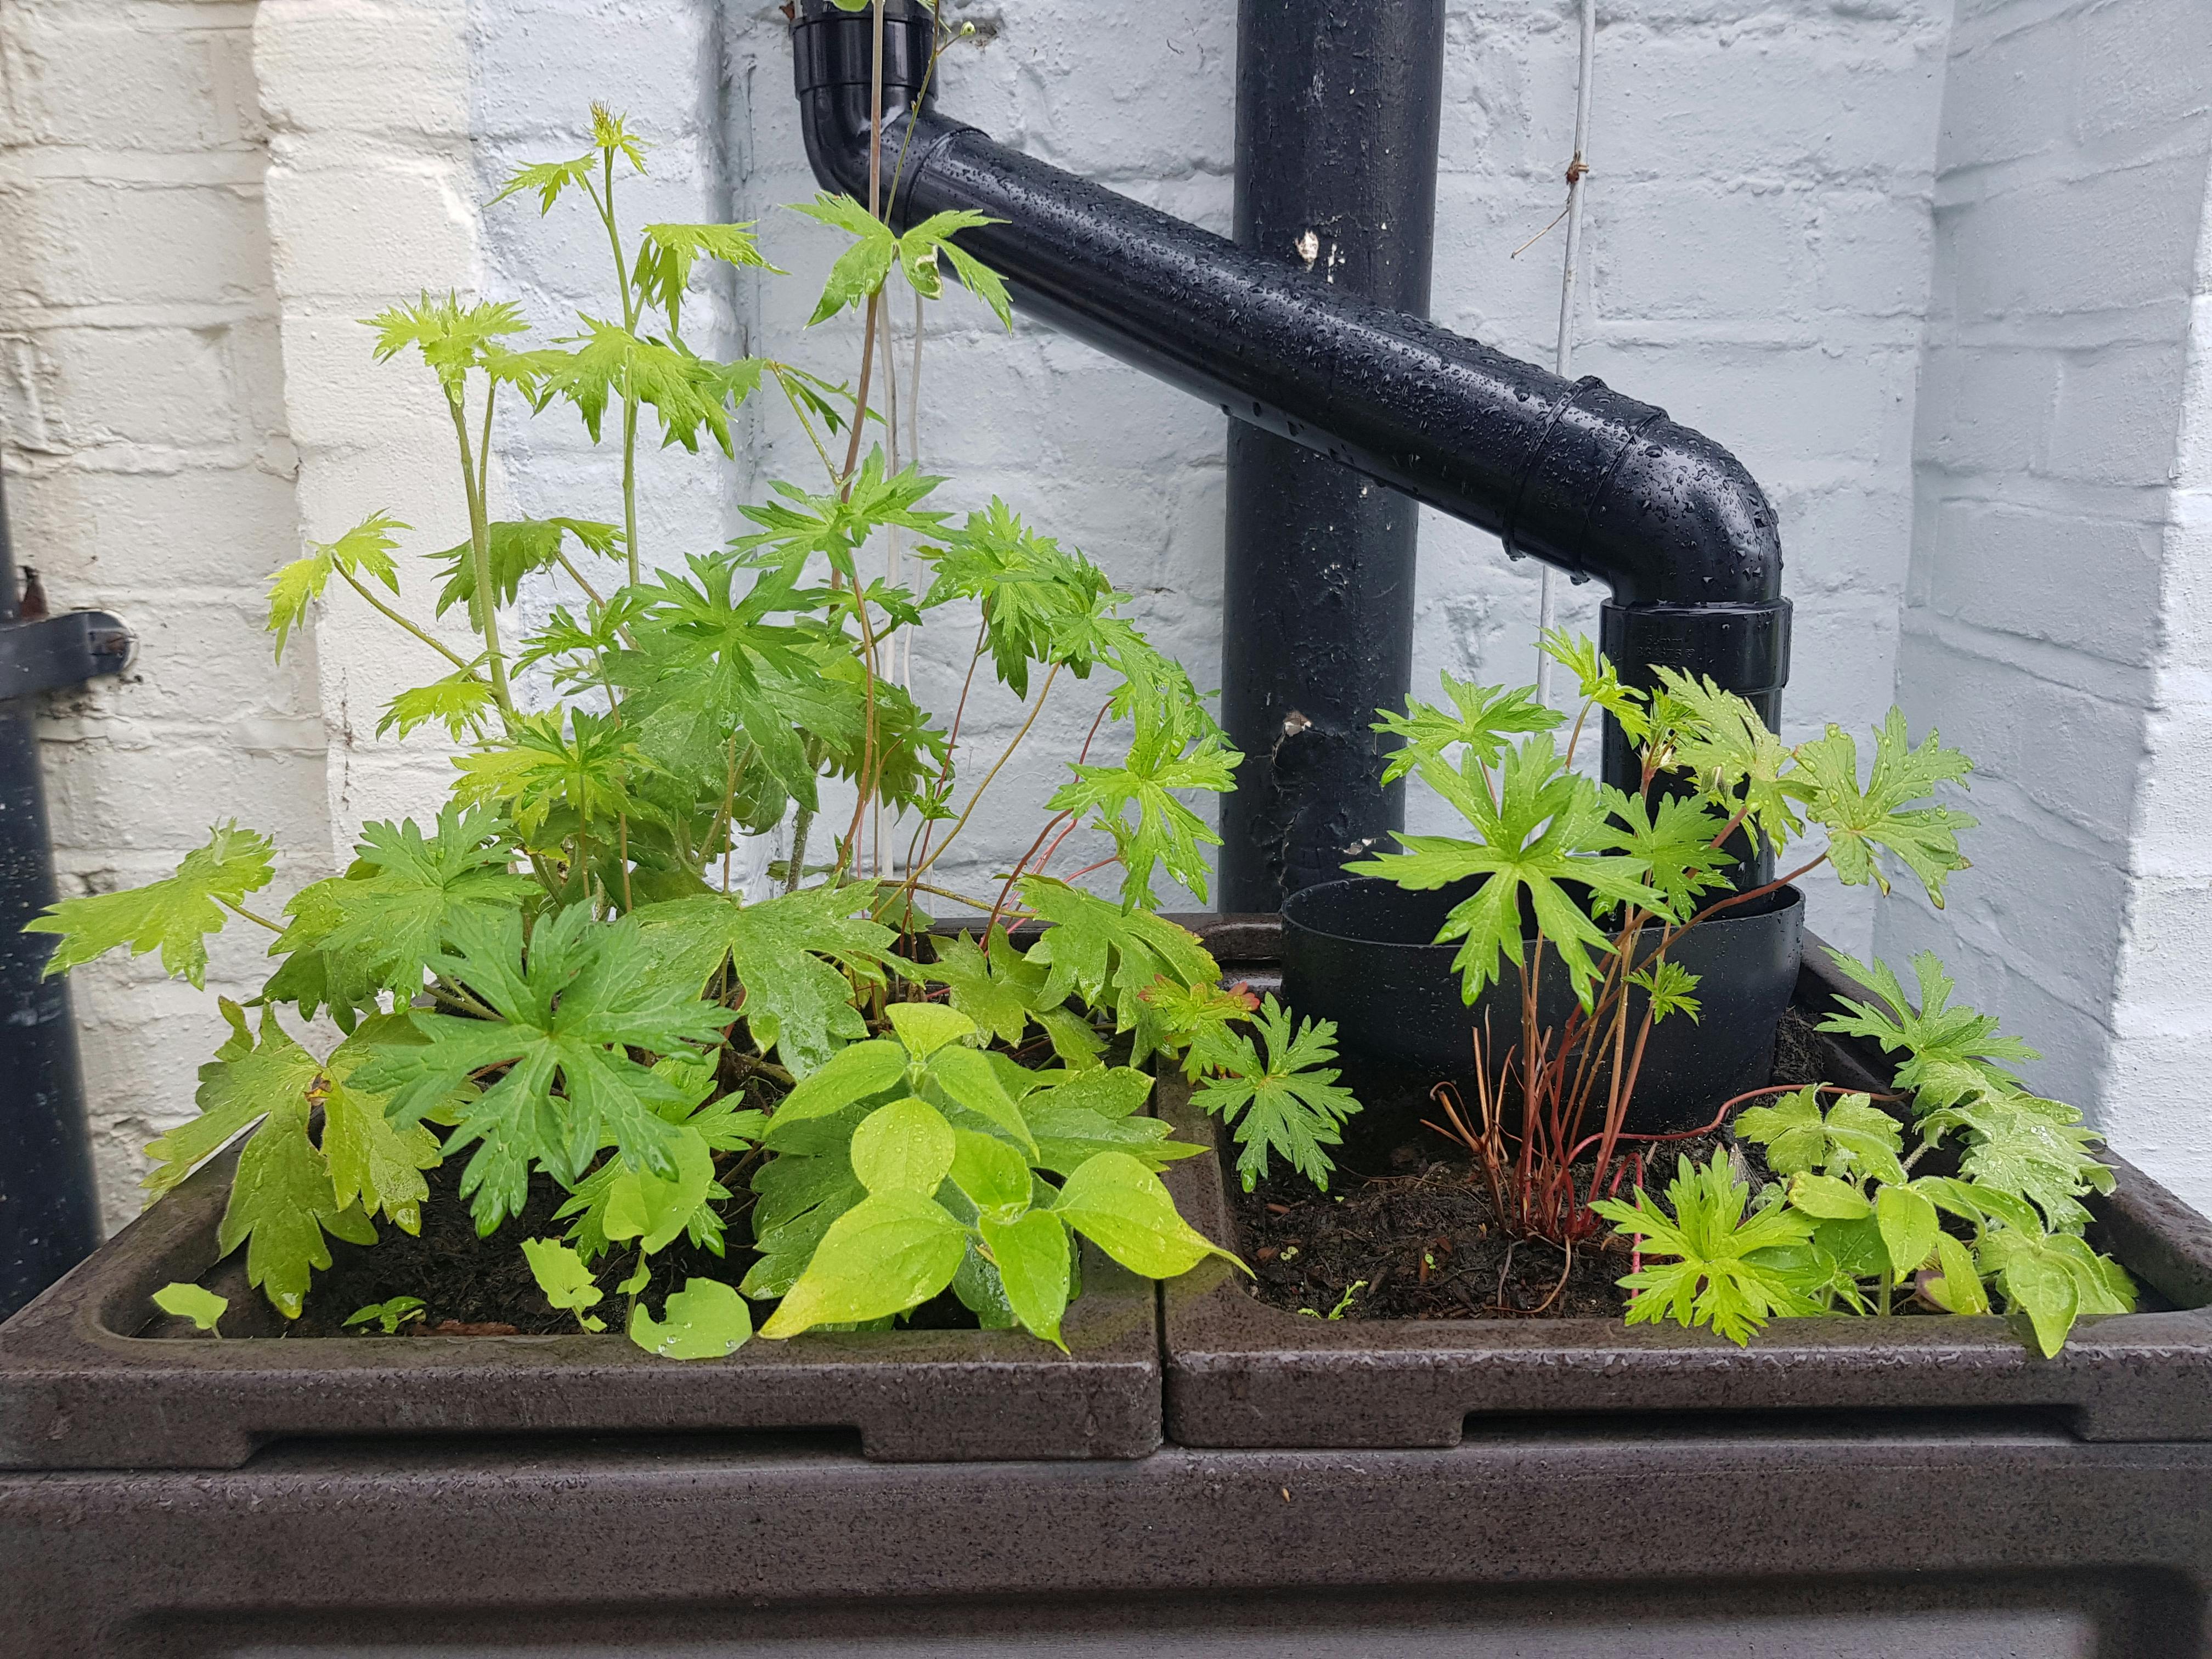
[7,0,2211,1218]
[0,0,327,1231]
[1880,0,2212,1192]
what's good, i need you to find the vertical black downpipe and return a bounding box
[0,473,98,1320]
[1218,0,1444,911]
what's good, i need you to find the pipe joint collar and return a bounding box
[1599,597,1792,698]
[792,2,935,98]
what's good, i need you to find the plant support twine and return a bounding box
[1534,0,1597,708]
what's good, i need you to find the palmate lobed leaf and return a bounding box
[450,708,650,847]
[915,499,1111,698]
[635,883,902,1076]
[1650,668,1802,856]
[926,929,1037,1048]
[379,668,500,743]
[1188,995,1360,1191]
[1595,788,1735,921]
[266,805,537,1024]
[899,209,1015,329]
[1143,977,1261,1082]
[146,1004,417,1319]
[789,192,898,325]
[1818,948,2038,1111]
[430,518,619,633]
[29,821,276,990]
[631,221,781,336]
[1049,730,1240,909]
[1372,671,1561,784]
[1016,876,1223,1048]
[1538,630,1649,742]
[357,905,735,1232]
[1790,709,1974,906]
[1923,1093,2113,1232]
[1591,1152,1822,1346]
[734,452,951,588]
[265,512,409,662]
[1348,735,1652,1006]
[1735,1086,1904,1185]
[532,317,763,458]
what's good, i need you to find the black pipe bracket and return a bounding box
[0,611,135,702]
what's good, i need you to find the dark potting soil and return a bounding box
[247,1147,985,1340]
[1229,1008,1827,1324]
[170,1020,1125,1340]
[275,1154,754,1338]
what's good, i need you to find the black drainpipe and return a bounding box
[0,470,128,1319]
[791,2,1790,896]
[1221,1,1441,910]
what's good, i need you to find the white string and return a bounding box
[1536,0,1597,708]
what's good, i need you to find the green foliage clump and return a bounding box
[31,91,1358,1357]
[1361,637,2125,1356]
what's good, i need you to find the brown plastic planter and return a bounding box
[1165,917,2212,1449]
[0,1143,1159,1470]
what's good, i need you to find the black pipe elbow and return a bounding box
[791,2,936,205]
[789,1,1790,816]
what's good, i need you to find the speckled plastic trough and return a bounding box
[1166,918,2212,1449]
[0,1144,1160,1470]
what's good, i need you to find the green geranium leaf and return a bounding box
[1591,1152,1822,1346]
[1819,949,2038,1113]
[1791,710,1974,907]
[28,822,276,990]
[264,512,407,661]
[634,885,902,1075]
[1188,995,1360,1191]
[355,905,734,1232]
[1346,735,1651,1007]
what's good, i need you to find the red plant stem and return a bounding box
[1681,851,1830,930]
[1562,1081,1898,1168]
[985,809,1072,935]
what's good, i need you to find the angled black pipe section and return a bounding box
[791,1,1790,888]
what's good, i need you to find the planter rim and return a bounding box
[0,1145,1162,1471]
[1279,873,1803,953]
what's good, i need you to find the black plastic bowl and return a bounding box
[1280,876,1804,1161]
